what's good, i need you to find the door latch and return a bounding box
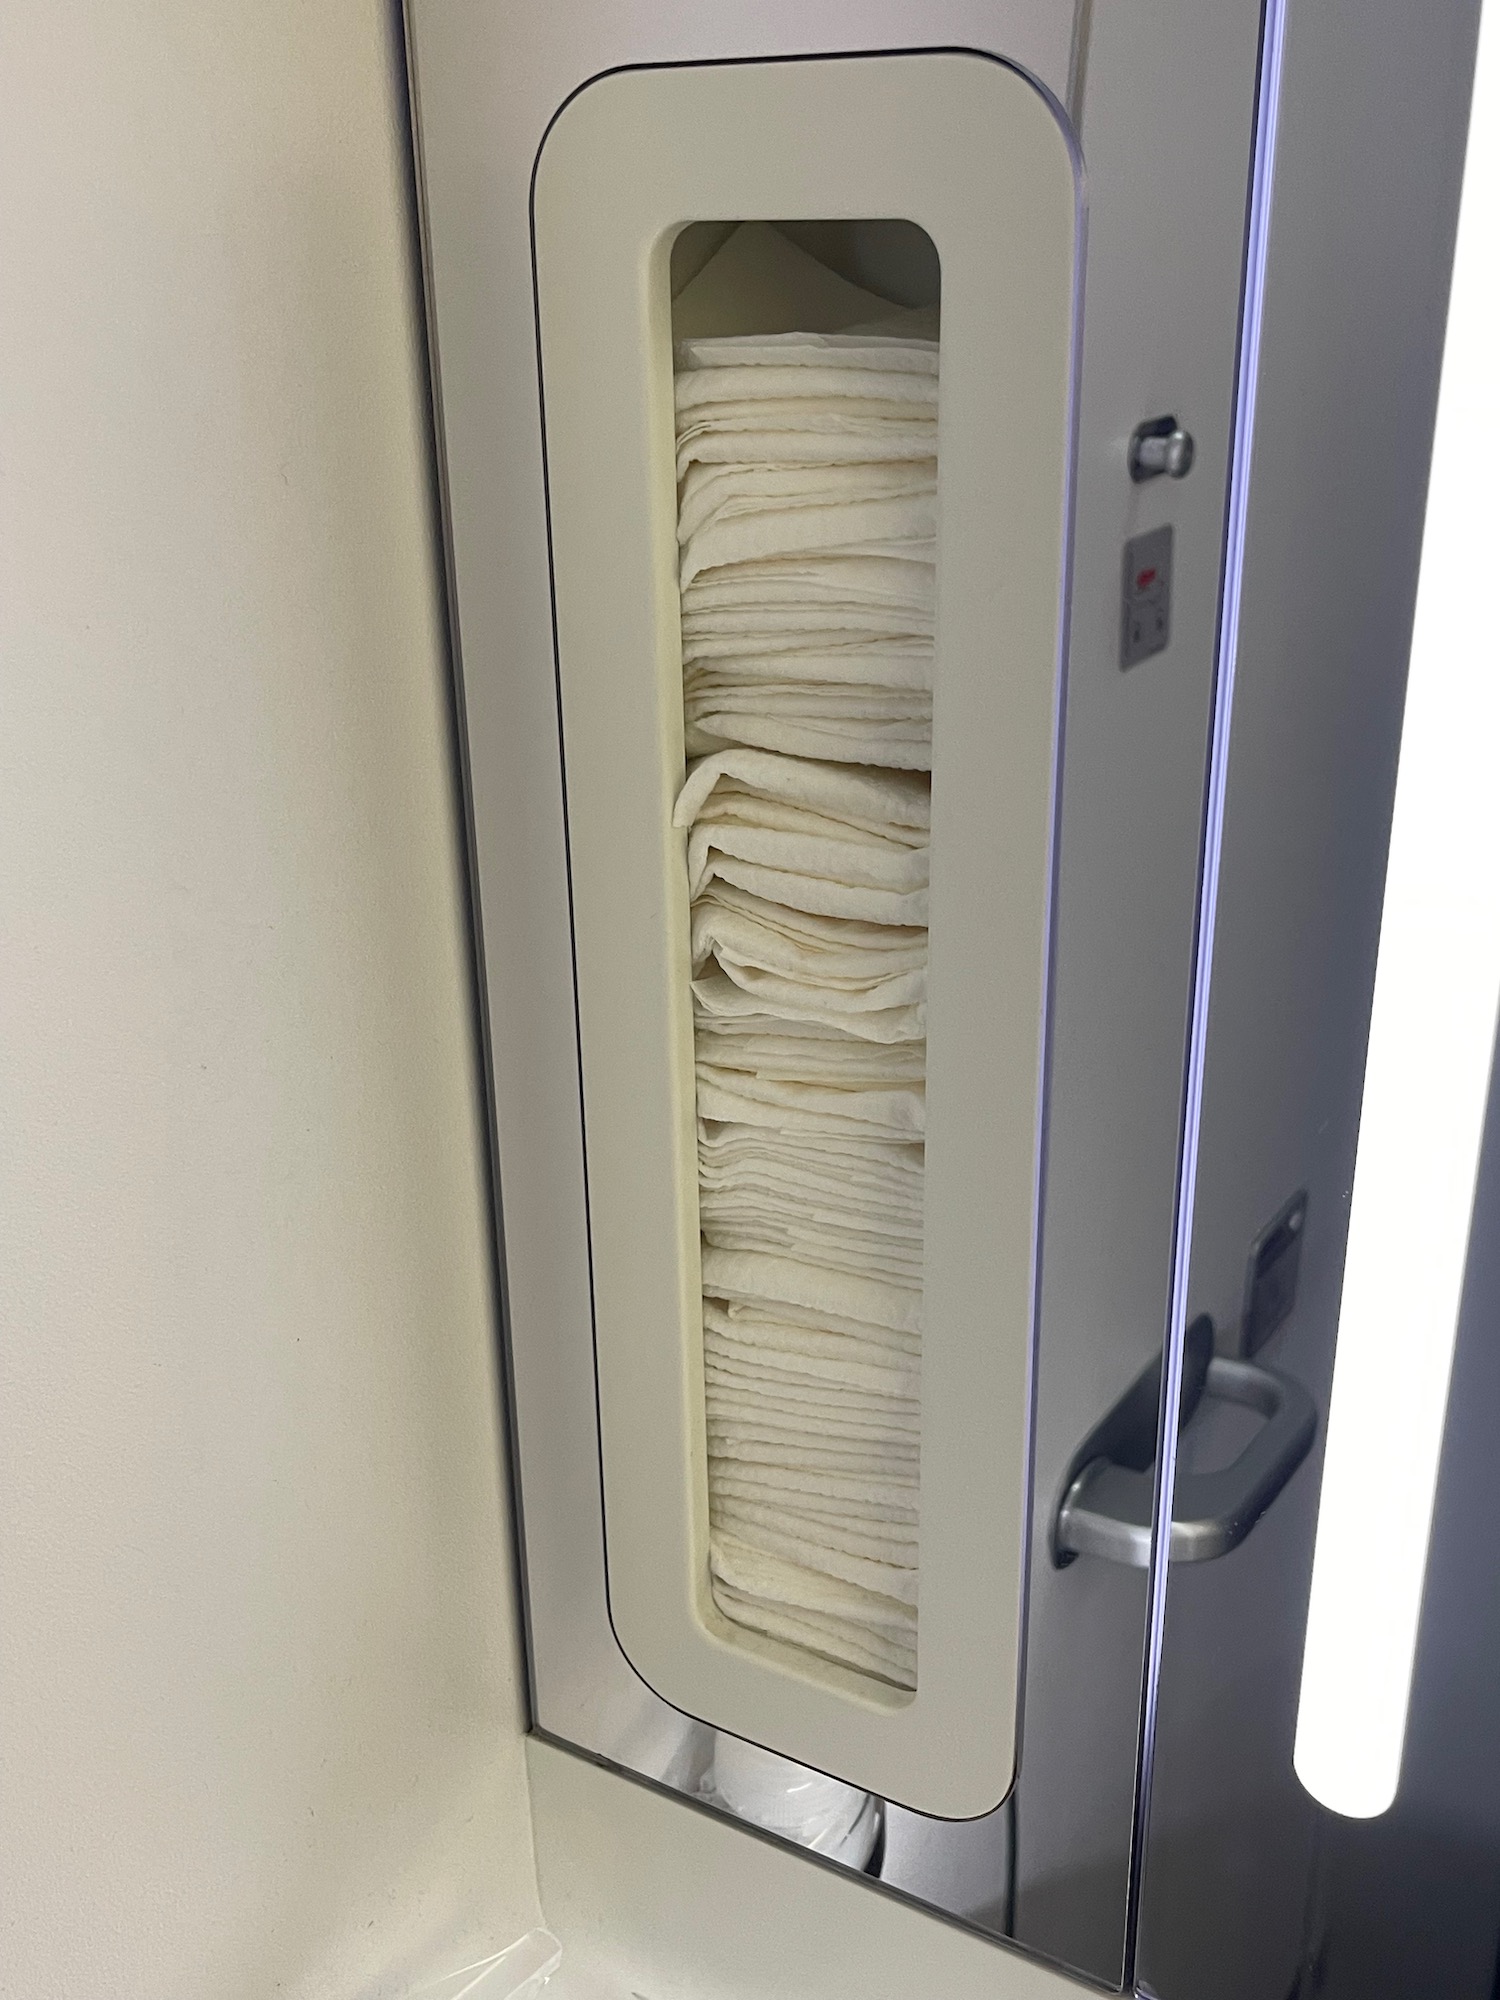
[1129,413,1196,481]
[1053,1315,1317,1568]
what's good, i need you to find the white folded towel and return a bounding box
[698,1122,926,1182]
[700,1190,924,1249]
[693,968,923,1044]
[711,1511,917,1607]
[704,1350,918,1418]
[673,279,935,1689]
[705,1297,918,1371]
[707,1440,919,1492]
[691,882,926,989]
[676,330,940,376]
[684,689,932,758]
[707,1403,920,1462]
[677,458,935,541]
[681,501,935,590]
[708,1355,916,1413]
[712,1580,917,1686]
[711,1530,919,1624]
[713,1496,916,1566]
[675,747,930,832]
[683,713,933,771]
[701,1244,922,1338]
[703,1226,922,1288]
[709,1454,919,1513]
[701,1215,923,1287]
[693,1020,927,1081]
[697,1133,925,1248]
[710,1470,920,1530]
[704,1188,922,1245]
[682,551,935,615]
[714,1291,919,1356]
[695,1064,924,1143]
[685,796,928,913]
[685,648,933,694]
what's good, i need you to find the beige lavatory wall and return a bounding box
[0,3,539,1995]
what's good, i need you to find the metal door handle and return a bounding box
[1054,1339,1317,1569]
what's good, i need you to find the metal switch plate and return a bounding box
[1121,523,1173,668]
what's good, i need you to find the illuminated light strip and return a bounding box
[1293,3,1500,1822]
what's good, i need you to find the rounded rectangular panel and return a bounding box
[532,51,1079,1817]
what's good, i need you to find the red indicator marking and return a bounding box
[1136,567,1158,590]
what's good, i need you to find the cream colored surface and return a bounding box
[532,54,1077,1818]
[0,4,538,1995]
[528,1737,1082,2000]
[402,0,1077,1819]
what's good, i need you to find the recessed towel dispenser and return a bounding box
[532,51,1078,1816]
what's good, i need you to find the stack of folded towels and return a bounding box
[673,324,937,1692]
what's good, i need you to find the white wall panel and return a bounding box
[0,4,538,1993]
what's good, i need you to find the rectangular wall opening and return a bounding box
[669,220,940,1695]
[533,51,1076,1807]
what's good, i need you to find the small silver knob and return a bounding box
[1129,416,1196,482]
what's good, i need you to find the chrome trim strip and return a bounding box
[1125,0,1291,1977]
